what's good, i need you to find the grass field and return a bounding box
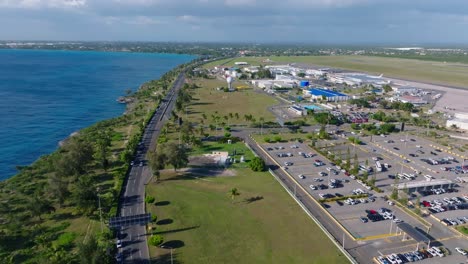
[146,167,348,264]
[187,78,279,124]
[203,56,468,88]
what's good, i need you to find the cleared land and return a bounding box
[207,56,468,88]
[187,78,278,124]
[146,168,348,264]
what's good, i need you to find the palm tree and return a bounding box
[229,188,240,203]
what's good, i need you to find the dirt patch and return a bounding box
[180,167,236,177]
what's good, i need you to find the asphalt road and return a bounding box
[118,73,186,263]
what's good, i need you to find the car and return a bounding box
[388,201,395,206]
[309,185,317,190]
[313,177,323,182]
[319,193,326,199]
[284,161,293,166]
[116,239,123,248]
[139,161,143,167]
[377,256,390,264]
[393,218,403,223]
[130,161,135,166]
[394,147,400,150]
[360,217,368,223]
[115,252,123,262]
[298,174,305,179]
[319,171,327,177]
[455,247,467,256]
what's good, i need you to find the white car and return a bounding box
[455,247,467,256]
[309,185,317,190]
[298,174,305,179]
[139,161,143,167]
[116,239,123,248]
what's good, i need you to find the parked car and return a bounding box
[455,247,467,256]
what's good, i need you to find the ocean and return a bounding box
[0,49,195,180]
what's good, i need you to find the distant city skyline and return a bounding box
[1,0,468,44]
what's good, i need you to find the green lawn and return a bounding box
[203,55,468,88]
[187,78,278,124]
[146,167,348,264]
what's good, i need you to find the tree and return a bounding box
[162,143,189,171]
[93,129,112,171]
[369,176,376,187]
[48,173,69,206]
[249,157,266,172]
[149,235,164,246]
[72,175,98,215]
[28,194,55,220]
[229,188,240,203]
[297,72,306,78]
[383,84,392,93]
[78,235,100,264]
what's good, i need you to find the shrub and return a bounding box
[249,157,266,172]
[273,135,282,142]
[151,215,158,223]
[145,195,155,204]
[52,232,77,250]
[148,235,164,246]
[264,137,271,143]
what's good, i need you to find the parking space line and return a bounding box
[357,233,399,241]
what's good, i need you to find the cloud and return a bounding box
[0,0,86,9]
[0,0,468,43]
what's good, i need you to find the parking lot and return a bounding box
[259,133,468,264]
[262,141,428,239]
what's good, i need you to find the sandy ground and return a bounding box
[388,77,468,115]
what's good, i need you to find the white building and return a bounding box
[234,62,248,66]
[447,113,468,130]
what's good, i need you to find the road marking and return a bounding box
[129,208,132,214]
[139,250,142,258]
[357,233,399,241]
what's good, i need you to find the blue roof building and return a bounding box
[305,88,350,102]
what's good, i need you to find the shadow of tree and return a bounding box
[153,226,200,235]
[244,196,264,204]
[156,218,173,225]
[155,201,170,206]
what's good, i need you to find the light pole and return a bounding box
[161,245,173,264]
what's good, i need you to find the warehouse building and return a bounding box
[305,88,350,102]
[447,113,468,130]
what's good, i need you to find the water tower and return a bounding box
[226,76,234,91]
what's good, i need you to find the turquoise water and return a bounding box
[0,49,195,180]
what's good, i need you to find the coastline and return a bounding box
[0,50,196,180]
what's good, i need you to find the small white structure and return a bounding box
[234,62,248,65]
[288,106,303,116]
[226,76,234,91]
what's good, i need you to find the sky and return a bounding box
[1,0,468,44]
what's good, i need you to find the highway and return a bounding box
[118,73,186,263]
